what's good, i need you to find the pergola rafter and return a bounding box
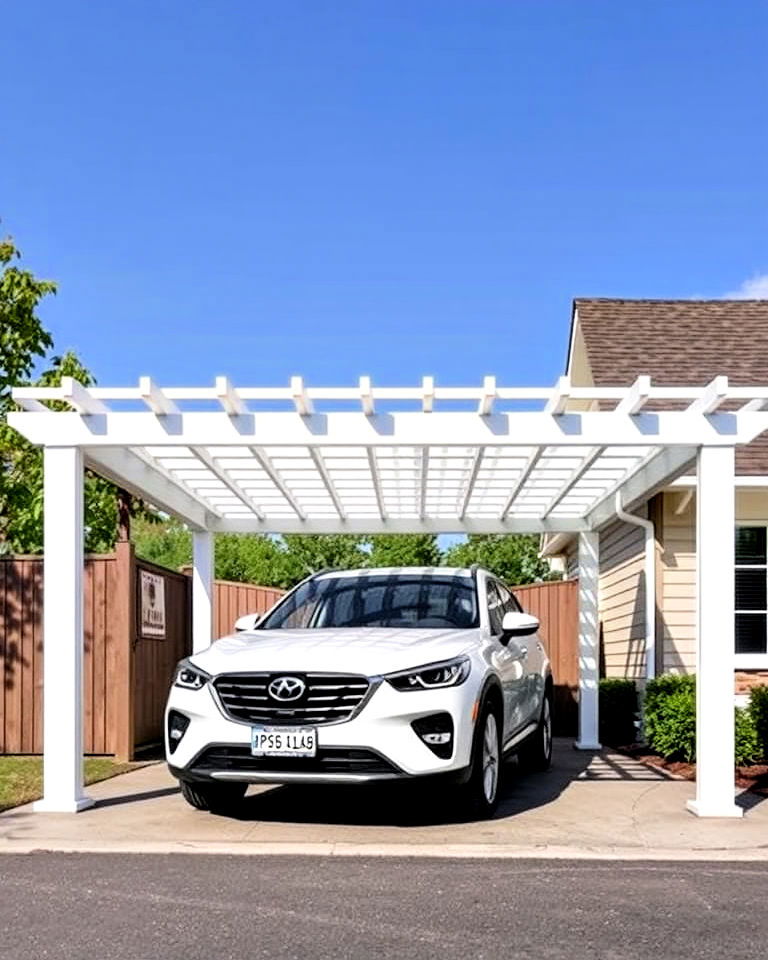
[8,373,767,820]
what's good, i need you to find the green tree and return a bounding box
[0,235,55,400]
[131,515,192,572]
[215,534,294,588]
[281,534,368,581]
[367,534,441,568]
[1,349,126,553]
[442,534,558,585]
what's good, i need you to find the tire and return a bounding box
[458,700,503,819]
[180,780,247,813]
[518,689,553,773]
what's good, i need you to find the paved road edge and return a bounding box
[1,839,768,860]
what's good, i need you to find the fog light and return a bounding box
[411,713,454,759]
[167,710,190,754]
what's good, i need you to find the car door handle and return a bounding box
[510,645,528,661]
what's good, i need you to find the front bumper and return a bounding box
[165,675,478,784]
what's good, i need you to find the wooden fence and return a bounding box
[513,580,579,735]
[0,549,284,758]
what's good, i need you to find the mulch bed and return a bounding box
[613,743,768,796]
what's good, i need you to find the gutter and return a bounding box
[614,493,656,680]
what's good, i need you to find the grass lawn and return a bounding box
[0,757,138,812]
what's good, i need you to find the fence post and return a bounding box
[113,540,136,761]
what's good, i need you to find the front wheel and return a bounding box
[518,690,553,772]
[458,701,503,819]
[180,780,247,813]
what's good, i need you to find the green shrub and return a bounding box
[735,707,762,766]
[599,679,638,746]
[643,674,696,761]
[643,674,766,765]
[749,685,768,761]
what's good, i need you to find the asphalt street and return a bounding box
[1,854,767,960]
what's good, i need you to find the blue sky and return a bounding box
[2,0,767,389]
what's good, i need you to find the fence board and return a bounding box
[213,580,284,639]
[513,580,579,735]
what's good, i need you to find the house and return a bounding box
[541,298,768,703]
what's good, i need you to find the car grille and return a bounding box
[192,745,399,776]
[212,673,372,725]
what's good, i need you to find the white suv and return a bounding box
[165,566,553,818]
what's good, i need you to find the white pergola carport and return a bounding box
[10,374,768,819]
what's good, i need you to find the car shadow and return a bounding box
[224,740,600,826]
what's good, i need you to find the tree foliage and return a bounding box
[442,534,558,586]
[367,534,441,568]
[1,348,126,553]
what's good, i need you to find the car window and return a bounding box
[486,580,505,635]
[259,575,479,629]
[496,582,522,614]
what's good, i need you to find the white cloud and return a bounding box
[724,273,768,299]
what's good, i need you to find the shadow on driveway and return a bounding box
[222,740,602,827]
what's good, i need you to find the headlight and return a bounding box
[385,656,470,691]
[173,659,210,690]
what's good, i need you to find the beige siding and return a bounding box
[659,488,768,674]
[659,491,697,673]
[598,517,646,679]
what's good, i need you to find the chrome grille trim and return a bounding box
[211,672,375,726]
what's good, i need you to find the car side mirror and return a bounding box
[234,613,260,632]
[501,611,540,639]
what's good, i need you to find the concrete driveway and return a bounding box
[2,740,766,859]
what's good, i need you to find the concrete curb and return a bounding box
[2,839,768,860]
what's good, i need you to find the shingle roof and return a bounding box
[572,298,768,475]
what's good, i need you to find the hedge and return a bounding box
[643,675,768,765]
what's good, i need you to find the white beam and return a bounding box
[545,376,571,415]
[249,447,306,519]
[499,449,544,520]
[421,377,435,413]
[139,376,179,414]
[60,377,109,414]
[191,446,265,520]
[478,376,496,416]
[419,446,429,519]
[291,376,313,416]
[34,447,94,813]
[541,447,603,519]
[208,516,591,534]
[359,376,375,416]
[687,375,729,415]
[585,446,697,529]
[11,410,762,448]
[192,531,214,654]
[82,448,213,530]
[616,375,651,415]
[308,448,346,520]
[575,530,601,751]
[215,376,247,415]
[367,448,387,521]
[458,447,484,519]
[687,446,742,818]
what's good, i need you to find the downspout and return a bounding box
[615,493,656,680]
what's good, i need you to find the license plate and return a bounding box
[251,726,317,757]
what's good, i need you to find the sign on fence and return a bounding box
[140,570,166,638]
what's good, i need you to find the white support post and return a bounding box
[576,531,601,750]
[34,447,94,812]
[687,446,742,817]
[192,531,214,654]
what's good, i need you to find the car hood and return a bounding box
[190,627,481,677]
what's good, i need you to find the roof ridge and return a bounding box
[574,297,768,305]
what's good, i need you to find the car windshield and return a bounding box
[258,574,479,630]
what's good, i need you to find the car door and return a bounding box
[485,578,529,740]
[497,582,545,726]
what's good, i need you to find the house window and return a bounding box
[735,527,768,655]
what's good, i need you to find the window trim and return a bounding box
[735,523,768,668]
